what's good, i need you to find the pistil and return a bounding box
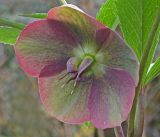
[60,56,94,91]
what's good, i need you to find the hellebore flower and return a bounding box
[14,5,139,129]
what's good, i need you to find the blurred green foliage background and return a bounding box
[0,0,159,137]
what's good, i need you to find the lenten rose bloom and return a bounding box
[14,4,139,129]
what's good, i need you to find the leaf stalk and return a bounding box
[0,19,25,30]
[127,9,160,137]
[114,126,125,137]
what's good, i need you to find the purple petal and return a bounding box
[15,19,79,77]
[95,28,139,84]
[38,71,93,124]
[88,67,135,129]
[47,5,105,49]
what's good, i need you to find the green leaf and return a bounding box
[0,27,21,45]
[0,19,25,30]
[83,121,92,128]
[142,25,160,84]
[116,1,160,137]
[96,0,119,30]
[116,0,160,61]
[128,12,160,137]
[20,13,47,19]
[144,57,160,85]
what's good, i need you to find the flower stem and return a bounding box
[127,9,160,137]
[59,0,67,5]
[114,126,125,137]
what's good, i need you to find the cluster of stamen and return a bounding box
[59,56,94,94]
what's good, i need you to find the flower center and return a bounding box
[66,55,94,86]
[59,55,94,94]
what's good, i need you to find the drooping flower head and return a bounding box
[14,4,139,129]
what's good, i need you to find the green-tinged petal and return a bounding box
[88,67,135,129]
[95,28,139,84]
[15,19,79,77]
[38,71,92,124]
[47,4,105,49]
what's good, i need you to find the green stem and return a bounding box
[127,85,141,137]
[134,93,144,137]
[114,126,125,137]
[0,19,25,30]
[94,128,98,137]
[60,0,67,5]
[127,9,160,137]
